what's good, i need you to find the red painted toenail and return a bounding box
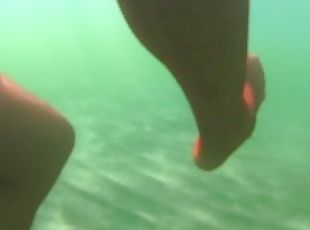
[193,137,203,159]
[243,82,255,114]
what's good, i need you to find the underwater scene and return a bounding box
[0,0,309,229]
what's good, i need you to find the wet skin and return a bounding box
[118,0,265,170]
[0,1,266,228]
[0,75,75,229]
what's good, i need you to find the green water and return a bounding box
[1,1,310,229]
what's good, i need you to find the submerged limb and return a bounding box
[118,0,265,170]
[0,74,75,229]
[193,54,265,169]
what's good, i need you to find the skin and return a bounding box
[0,75,75,229]
[0,1,265,227]
[117,0,265,170]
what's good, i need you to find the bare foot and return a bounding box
[193,54,265,171]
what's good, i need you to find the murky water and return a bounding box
[0,1,309,229]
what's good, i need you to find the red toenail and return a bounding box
[243,82,255,114]
[193,138,203,159]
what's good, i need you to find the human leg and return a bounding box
[0,74,75,229]
[117,0,265,170]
